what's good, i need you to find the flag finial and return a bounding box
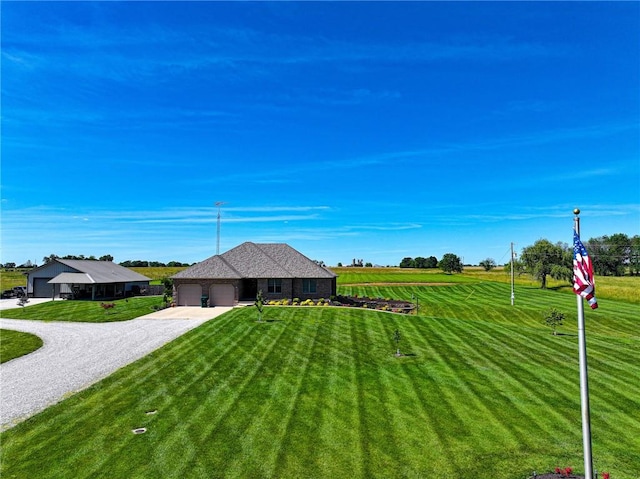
[573,208,580,215]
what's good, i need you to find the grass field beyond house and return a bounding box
[334,267,640,304]
[1,280,638,479]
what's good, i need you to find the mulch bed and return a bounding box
[332,295,415,313]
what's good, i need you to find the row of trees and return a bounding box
[0,261,37,269]
[40,254,191,268]
[587,234,640,276]
[400,254,464,274]
[395,233,637,287]
[119,260,191,267]
[400,256,438,269]
[515,233,640,289]
[43,254,114,264]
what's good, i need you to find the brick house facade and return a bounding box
[172,242,337,306]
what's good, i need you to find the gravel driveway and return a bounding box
[0,306,232,430]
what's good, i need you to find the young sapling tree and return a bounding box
[544,307,565,335]
[255,290,265,322]
[394,329,402,357]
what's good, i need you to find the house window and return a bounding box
[303,279,317,294]
[268,279,282,293]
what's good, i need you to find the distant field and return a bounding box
[129,266,187,282]
[333,267,640,304]
[0,270,29,291]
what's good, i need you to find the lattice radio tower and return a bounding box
[215,201,226,255]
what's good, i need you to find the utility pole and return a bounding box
[215,201,225,255]
[510,242,515,306]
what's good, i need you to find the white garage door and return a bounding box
[209,284,235,306]
[178,284,202,306]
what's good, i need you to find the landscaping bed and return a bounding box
[266,294,415,313]
[331,294,415,313]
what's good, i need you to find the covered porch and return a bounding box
[47,273,126,300]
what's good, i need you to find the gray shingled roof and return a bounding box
[173,242,336,279]
[55,259,151,283]
[172,255,242,280]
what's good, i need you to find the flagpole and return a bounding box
[574,208,594,479]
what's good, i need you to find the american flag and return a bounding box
[574,230,598,309]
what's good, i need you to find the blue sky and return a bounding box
[2,2,639,267]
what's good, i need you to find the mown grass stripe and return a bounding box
[258,313,325,478]
[144,314,293,477]
[442,317,582,422]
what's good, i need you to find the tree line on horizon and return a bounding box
[515,233,640,288]
[0,255,192,269]
[395,232,639,288]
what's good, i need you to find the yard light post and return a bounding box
[510,242,516,306]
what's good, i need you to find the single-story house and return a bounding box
[26,259,151,300]
[172,242,337,306]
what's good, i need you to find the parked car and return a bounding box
[1,286,27,299]
[13,286,27,297]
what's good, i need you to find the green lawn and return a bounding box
[335,267,478,285]
[335,266,640,304]
[0,296,165,322]
[1,282,638,479]
[0,329,43,363]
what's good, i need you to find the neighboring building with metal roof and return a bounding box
[27,259,151,300]
[172,242,337,306]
